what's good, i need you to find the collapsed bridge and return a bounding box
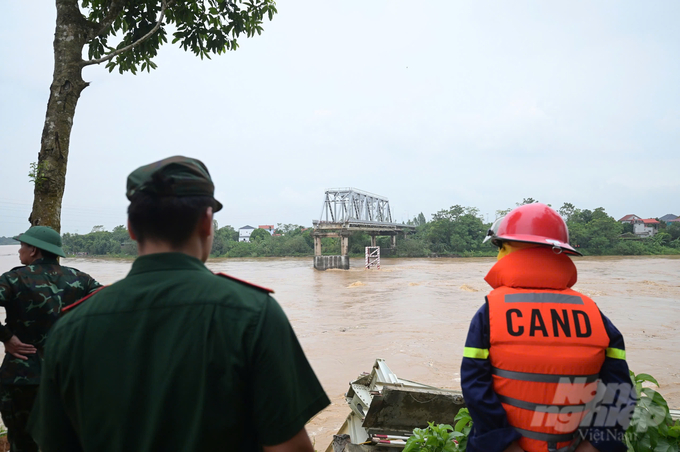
[312,188,415,270]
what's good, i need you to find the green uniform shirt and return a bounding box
[0,258,101,385]
[30,253,330,452]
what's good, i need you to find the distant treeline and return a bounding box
[0,237,18,246]
[58,201,680,258]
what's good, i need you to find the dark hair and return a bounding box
[41,250,59,260]
[128,192,216,248]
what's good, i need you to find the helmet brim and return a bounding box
[493,234,582,256]
[14,234,67,258]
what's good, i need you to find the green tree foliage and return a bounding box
[275,224,304,235]
[62,225,134,256]
[56,203,680,258]
[83,0,278,74]
[403,410,472,451]
[211,225,238,255]
[518,197,538,205]
[209,224,313,257]
[408,212,428,227]
[666,223,680,242]
[405,373,680,452]
[558,202,576,222]
[564,207,623,255]
[30,0,277,232]
[423,206,488,255]
[249,228,271,243]
[625,371,680,451]
[622,223,635,234]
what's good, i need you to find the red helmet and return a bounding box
[487,203,581,255]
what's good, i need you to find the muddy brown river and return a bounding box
[1,245,679,448]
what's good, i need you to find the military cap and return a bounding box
[14,225,66,257]
[126,156,222,212]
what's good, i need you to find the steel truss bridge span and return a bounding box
[312,188,415,270]
[317,188,395,225]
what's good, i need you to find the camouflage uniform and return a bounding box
[0,257,100,452]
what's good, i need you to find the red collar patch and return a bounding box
[61,286,107,315]
[214,273,274,294]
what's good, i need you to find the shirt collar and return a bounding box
[32,257,59,265]
[127,252,211,276]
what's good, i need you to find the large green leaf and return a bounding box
[636,373,661,387]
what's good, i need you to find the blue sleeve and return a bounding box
[461,301,520,452]
[584,312,635,452]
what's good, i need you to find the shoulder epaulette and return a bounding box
[9,266,26,272]
[61,286,108,315]
[214,273,274,294]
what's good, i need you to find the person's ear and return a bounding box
[127,219,137,240]
[199,207,214,238]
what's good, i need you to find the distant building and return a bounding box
[633,219,659,237]
[258,225,275,235]
[667,218,680,225]
[659,214,678,223]
[618,214,641,224]
[238,225,255,242]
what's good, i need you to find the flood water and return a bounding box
[2,245,679,447]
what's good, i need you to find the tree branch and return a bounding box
[88,0,127,40]
[81,0,170,68]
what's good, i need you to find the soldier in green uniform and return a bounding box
[0,226,101,452]
[30,156,330,452]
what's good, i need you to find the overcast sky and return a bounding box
[1,1,678,236]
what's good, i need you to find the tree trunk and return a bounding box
[29,0,90,233]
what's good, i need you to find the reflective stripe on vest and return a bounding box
[463,347,489,359]
[491,367,599,384]
[497,394,587,413]
[606,347,626,360]
[504,293,584,305]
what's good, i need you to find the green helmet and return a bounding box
[13,226,66,258]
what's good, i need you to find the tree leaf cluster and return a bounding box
[403,409,472,452]
[420,205,487,255]
[405,374,680,452]
[81,0,277,74]
[62,225,136,256]
[399,201,680,258]
[626,371,680,451]
[56,201,680,258]
[210,224,314,257]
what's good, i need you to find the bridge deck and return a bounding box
[312,221,415,234]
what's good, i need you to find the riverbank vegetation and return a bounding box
[57,201,680,258]
[403,371,680,451]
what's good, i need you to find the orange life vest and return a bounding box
[485,247,609,452]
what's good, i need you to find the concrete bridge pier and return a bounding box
[369,233,398,249]
[312,232,349,271]
[314,236,322,256]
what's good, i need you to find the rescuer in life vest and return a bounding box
[461,203,636,452]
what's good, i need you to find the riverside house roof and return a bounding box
[618,214,641,222]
